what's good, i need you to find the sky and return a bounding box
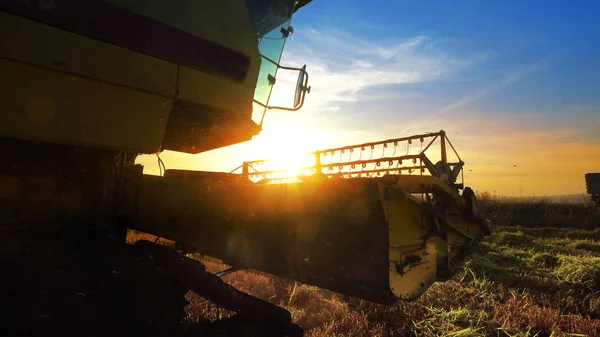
[139,0,600,197]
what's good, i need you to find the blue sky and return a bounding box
[141,0,600,196]
[289,0,599,120]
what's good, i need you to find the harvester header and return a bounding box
[136,130,490,304]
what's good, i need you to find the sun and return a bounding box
[135,113,341,179]
[241,116,329,182]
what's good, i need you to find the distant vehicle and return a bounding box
[585,173,600,206]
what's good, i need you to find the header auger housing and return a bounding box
[135,130,491,304]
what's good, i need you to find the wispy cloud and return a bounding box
[270,27,473,110]
[437,57,552,113]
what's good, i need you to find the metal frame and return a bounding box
[234,130,465,185]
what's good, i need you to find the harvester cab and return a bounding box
[1,0,311,155]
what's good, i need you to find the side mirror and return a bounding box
[253,55,311,111]
[293,65,311,109]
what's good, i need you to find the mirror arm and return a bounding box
[253,99,267,108]
[260,54,280,67]
[261,54,306,73]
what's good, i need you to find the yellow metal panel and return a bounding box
[0,59,171,153]
[178,66,255,115]
[105,0,262,87]
[379,179,452,300]
[389,237,444,300]
[105,0,258,63]
[0,12,178,97]
[379,181,427,246]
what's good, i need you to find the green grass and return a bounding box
[128,197,600,336]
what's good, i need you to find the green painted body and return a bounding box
[0,0,293,154]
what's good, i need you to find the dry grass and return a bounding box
[126,196,600,336]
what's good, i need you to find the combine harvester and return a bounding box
[1,0,489,335]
